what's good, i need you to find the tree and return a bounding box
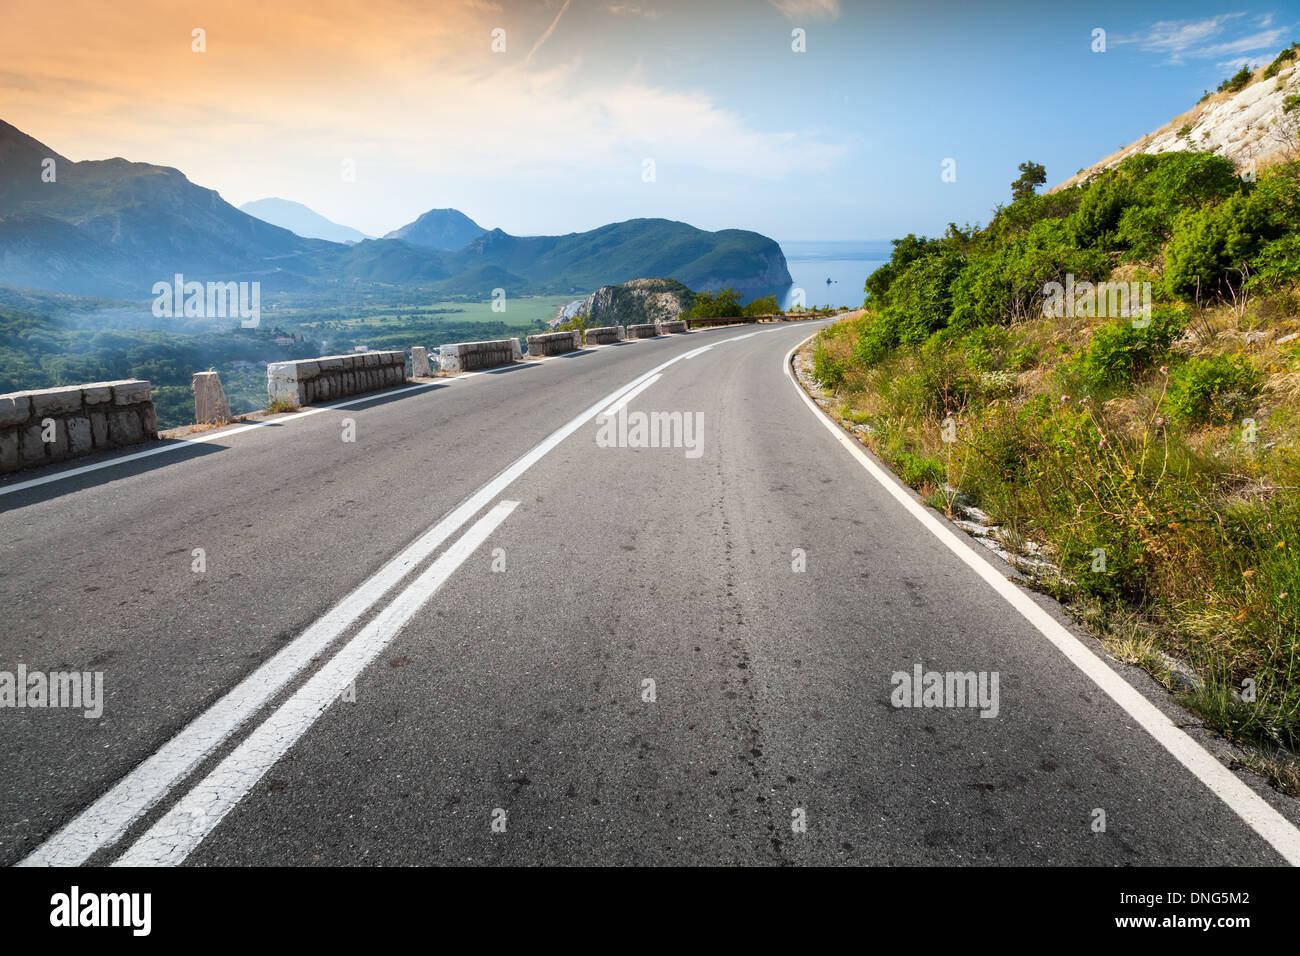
[1011,161,1047,201]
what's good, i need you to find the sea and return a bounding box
[774,240,892,311]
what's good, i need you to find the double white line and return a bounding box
[19,336,722,867]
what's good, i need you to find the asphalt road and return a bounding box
[3,319,1299,866]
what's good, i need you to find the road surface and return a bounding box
[2,319,1298,866]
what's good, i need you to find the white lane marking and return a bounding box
[600,374,662,416]
[20,338,713,867]
[0,382,443,499]
[114,500,520,867]
[782,334,1300,866]
[681,344,715,360]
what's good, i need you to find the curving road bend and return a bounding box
[2,318,1298,866]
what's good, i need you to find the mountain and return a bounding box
[384,208,486,250]
[0,121,792,300]
[443,219,791,295]
[563,277,696,326]
[1055,47,1300,191]
[0,119,331,296]
[240,198,370,243]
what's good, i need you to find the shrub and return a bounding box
[1076,306,1187,386]
[884,249,966,343]
[1163,192,1278,299]
[864,234,942,305]
[686,287,742,319]
[1166,355,1262,424]
[851,310,901,366]
[896,451,945,488]
[1218,66,1254,94]
[811,337,846,388]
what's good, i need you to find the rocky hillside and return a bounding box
[1055,47,1300,191]
[560,277,695,327]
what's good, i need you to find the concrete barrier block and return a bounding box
[81,385,113,406]
[438,338,521,373]
[19,424,45,465]
[90,411,108,447]
[526,330,582,357]
[626,323,658,339]
[67,416,93,456]
[0,394,29,427]
[660,320,687,334]
[111,381,151,406]
[583,326,621,346]
[193,371,232,426]
[411,346,431,377]
[0,430,17,473]
[108,409,143,445]
[32,386,85,417]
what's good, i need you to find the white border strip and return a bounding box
[600,374,661,416]
[114,500,520,866]
[783,333,1300,866]
[20,334,729,866]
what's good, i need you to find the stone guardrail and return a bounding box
[659,320,688,334]
[526,330,582,357]
[625,323,659,339]
[583,326,625,345]
[1,380,157,474]
[438,338,523,373]
[267,351,406,406]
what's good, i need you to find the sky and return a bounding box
[2,0,1298,241]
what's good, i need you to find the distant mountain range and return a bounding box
[0,120,791,300]
[240,197,371,244]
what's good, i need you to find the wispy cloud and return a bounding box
[0,0,844,235]
[525,0,573,66]
[769,0,840,22]
[607,3,662,18]
[1113,13,1290,64]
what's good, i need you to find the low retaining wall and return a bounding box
[439,338,523,373]
[685,316,758,330]
[267,351,406,406]
[526,330,581,357]
[1,380,157,474]
[659,320,687,334]
[626,323,659,339]
[583,326,625,345]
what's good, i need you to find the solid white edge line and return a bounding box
[114,499,520,866]
[19,332,717,866]
[783,331,1300,866]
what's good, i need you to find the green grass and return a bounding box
[807,303,1300,770]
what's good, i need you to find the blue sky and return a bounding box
[2,0,1297,241]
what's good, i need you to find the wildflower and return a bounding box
[1159,365,1169,375]
[1061,394,1071,403]
[1154,416,1167,428]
